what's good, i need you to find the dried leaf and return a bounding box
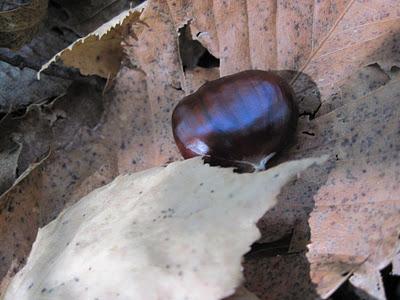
[0,1,144,113]
[0,139,21,195]
[392,253,400,276]
[349,263,386,300]
[1,0,400,299]
[4,156,325,300]
[317,63,391,116]
[0,144,119,298]
[50,0,135,36]
[0,61,70,112]
[39,3,146,78]
[0,79,119,297]
[120,1,400,298]
[231,71,400,300]
[0,79,104,195]
[0,106,51,194]
[0,0,48,49]
[299,77,400,297]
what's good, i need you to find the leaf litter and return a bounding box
[1,0,400,299]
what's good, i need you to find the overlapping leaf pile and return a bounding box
[0,0,399,299]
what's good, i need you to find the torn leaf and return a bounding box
[0,0,48,49]
[4,156,325,300]
[39,2,146,78]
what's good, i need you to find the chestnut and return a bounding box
[172,70,298,171]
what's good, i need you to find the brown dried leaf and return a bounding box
[0,61,70,112]
[0,0,48,49]
[0,107,51,195]
[244,72,400,300]
[0,139,21,195]
[1,0,400,299]
[303,77,400,298]
[119,0,400,298]
[0,1,144,113]
[39,4,146,78]
[0,144,119,294]
[0,79,122,297]
[0,79,105,194]
[50,0,134,36]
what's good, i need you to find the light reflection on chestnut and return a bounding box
[172,70,298,172]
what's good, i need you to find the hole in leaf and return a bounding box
[10,108,28,118]
[197,50,220,69]
[330,280,364,299]
[391,65,400,74]
[301,131,315,137]
[381,264,400,300]
[367,62,384,72]
[51,26,64,36]
[178,23,219,71]
[244,230,293,259]
[171,84,183,91]
[49,0,70,22]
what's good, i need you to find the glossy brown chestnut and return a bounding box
[172,70,298,171]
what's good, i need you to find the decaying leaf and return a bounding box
[0,1,145,113]
[247,72,400,300]
[0,105,52,195]
[1,0,400,299]
[0,78,119,298]
[303,77,400,298]
[120,1,400,298]
[0,79,104,195]
[0,61,70,112]
[39,2,146,78]
[0,143,119,299]
[4,156,325,300]
[50,0,135,36]
[0,0,48,49]
[0,138,21,195]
